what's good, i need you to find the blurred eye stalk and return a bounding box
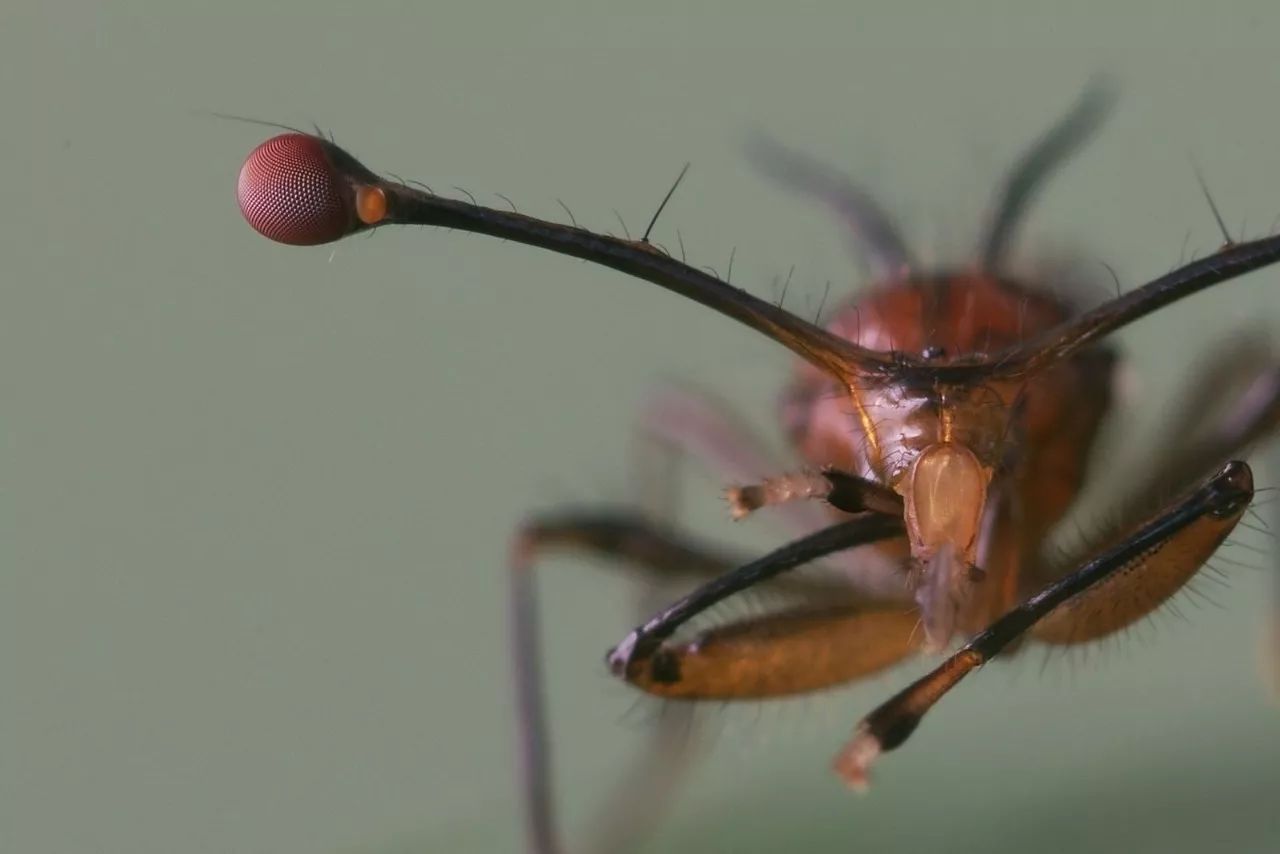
[236,86,1280,854]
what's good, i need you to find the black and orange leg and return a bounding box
[605,514,906,684]
[619,602,922,701]
[512,391,906,854]
[830,461,1254,789]
[509,508,908,854]
[583,530,923,717]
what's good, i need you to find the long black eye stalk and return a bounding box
[235,131,907,383]
[237,131,1280,385]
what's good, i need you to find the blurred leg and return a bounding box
[632,383,829,532]
[634,383,907,598]
[509,512,737,854]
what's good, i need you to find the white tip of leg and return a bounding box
[606,631,640,677]
[832,724,880,793]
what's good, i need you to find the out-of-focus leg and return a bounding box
[633,383,908,599]
[509,511,737,854]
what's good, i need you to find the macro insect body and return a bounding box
[236,88,1280,854]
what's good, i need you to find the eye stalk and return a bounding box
[237,133,386,246]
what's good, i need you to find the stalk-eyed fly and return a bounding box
[234,86,1280,853]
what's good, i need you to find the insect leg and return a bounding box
[518,521,919,706]
[617,601,921,700]
[1170,375,1280,703]
[632,383,828,533]
[1048,340,1279,690]
[1129,335,1280,497]
[513,394,909,853]
[1036,341,1280,703]
[726,468,904,520]
[1021,335,1280,596]
[510,512,741,854]
[830,461,1254,789]
[606,515,906,682]
[1151,344,1280,704]
[511,511,875,853]
[638,385,900,521]
[633,384,908,600]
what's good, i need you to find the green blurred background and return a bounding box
[4,2,1279,852]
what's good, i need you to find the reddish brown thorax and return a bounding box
[782,271,1114,646]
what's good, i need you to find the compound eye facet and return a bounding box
[237,133,354,246]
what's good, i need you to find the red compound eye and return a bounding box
[237,133,354,246]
